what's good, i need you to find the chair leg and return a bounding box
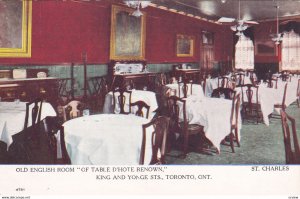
[297,98,299,108]
[230,133,235,153]
[234,128,240,147]
[183,133,188,156]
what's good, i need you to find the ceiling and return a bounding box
[151,0,300,22]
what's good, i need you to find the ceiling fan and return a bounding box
[218,0,259,36]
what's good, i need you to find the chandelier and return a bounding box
[124,1,151,17]
[271,5,283,45]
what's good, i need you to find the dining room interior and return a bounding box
[0,0,299,165]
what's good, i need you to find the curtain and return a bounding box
[235,34,254,70]
[281,30,300,70]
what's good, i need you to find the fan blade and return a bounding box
[245,20,259,25]
[280,19,300,25]
[230,25,237,31]
[218,17,236,23]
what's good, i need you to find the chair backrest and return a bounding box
[140,116,170,165]
[280,74,291,82]
[211,87,236,100]
[297,79,300,98]
[166,95,187,131]
[241,84,259,105]
[62,100,84,121]
[198,78,206,95]
[281,83,288,110]
[236,73,245,86]
[112,88,132,114]
[178,81,191,98]
[230,93,241,127]
[218,76,229,88]
[130,100,150,119]
[267,77,278,89]
[280,110,300,164]
[24,98,43,129]
[9,116,70,164]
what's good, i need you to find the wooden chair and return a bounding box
[140,116,170,165]
[280,110,300,164]
[235,73,245,86]
[211,87,236,100]
[112,88,132,114]
[41,116,71,164]
[274,83,288,111]
[9,116,70,164]
[279,74,291,82]
[166,96,204,156]
[217,76,229,88]
[178,81,191,98]
[88,76,108,113]
[130,100,150,119]
[228,93,241,153]
[24,98,43,129]
[297,79,300,108]
[267,77,278,89]
[58,78,73,102]
[62,100,85,122]
[240,84,262,123]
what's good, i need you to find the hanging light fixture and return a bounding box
[124,1,151,17]
[271,4,283,45]
[230,0,250,36]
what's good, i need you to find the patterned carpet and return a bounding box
[165,103,300,165]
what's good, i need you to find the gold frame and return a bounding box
[110,5,146,60]
[176,34,194,57]
[0,1,32,57]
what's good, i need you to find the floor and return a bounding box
[165,103,300,165]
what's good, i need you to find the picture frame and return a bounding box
[255,39,277,56]
[176,34,195,57]
[110,5,146,60]
[0,1,32,57]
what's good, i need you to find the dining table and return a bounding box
[63,114,153,165]
[177,95,241,152]
[235,77,299,126]
[102,89,158,118]
[0,101,57,148]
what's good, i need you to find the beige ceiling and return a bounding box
[151,0,300,22]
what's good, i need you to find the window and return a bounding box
[281,30,300,70]
[235,34,254,70]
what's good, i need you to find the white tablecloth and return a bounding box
[178,96,241,152]
[0,101,57,148]
[276,77,299,107]
[235,84,279,126]
[103,90,158,117]
[164,83,204,98]
[205,78,219,97]
[235,78,299,126]
[63,114,153,165]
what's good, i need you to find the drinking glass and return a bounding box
[83,109,90,116]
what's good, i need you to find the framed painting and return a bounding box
[176,34,195,57]
[255,39,277,56]
[0,1,32,57]
[110,5,146,60]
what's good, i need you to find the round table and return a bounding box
[63,114,153,165]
